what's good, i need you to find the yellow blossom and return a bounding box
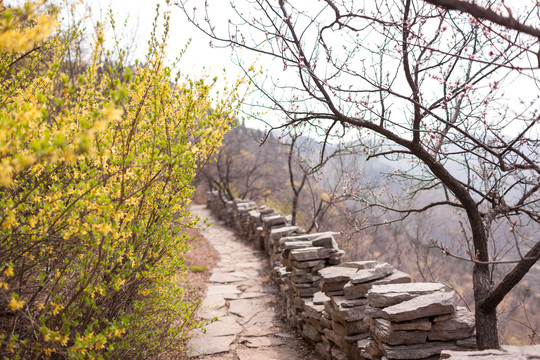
[102,106,123,123]
[51,302,63,315]
[4,267,14,277]
[93,222,113,235]
[8,296,25,311]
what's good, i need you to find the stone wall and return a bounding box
[205,191,480,360]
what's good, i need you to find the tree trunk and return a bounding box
[291,192,299,225]
[475,304,499,349]
[473,262,499,349]
[418,148,501,349]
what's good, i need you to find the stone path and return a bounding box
[188,204,313,359]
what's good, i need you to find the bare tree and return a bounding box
[178,0,540,349]
[279,125,355,229]
[202,125,280,203]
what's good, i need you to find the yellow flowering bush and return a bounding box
[0,2,240,358]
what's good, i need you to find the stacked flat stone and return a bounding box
[231,199,257,237]
[288,245,329,298]
[361,283,476,360]
[246,209,262,247]
[280,233,344,298]
[317,261,411,360]
[261,212,288,255]
[273,232,345,356]
[247,207,275,250]
[273,234,323,324]
[206,190,222,215]
[268,225,306,265]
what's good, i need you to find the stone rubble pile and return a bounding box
[205,191,478,360]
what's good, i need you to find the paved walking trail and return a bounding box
[188,204,312,359]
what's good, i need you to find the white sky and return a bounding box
[96,1,243,79]
[7,0,538,136]
[100,0,277,129]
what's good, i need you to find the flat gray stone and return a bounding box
[364,305,385,319]
[360,337,384,359]
[204,318,243,336]
[457,337,477,349]
[304,301,325,315]
[313,291,330,305]
[209,272,245,283]
[336,304,367,322]
[344,270,411,300]
[302,323,321,342]
[340,260,378,269]
[382,291,456,322]
[206,284,241,296]
[319,266,359,292]
[199,307,229,320]
[262,215,286,228]
[291,266,309,275]
[229,298,268,319]
[391,318,432,331]
[283,241,312,251]
[368,282,446,308]
[291,273,321,283]
[280,232,337,245]
[380,341,467,359]
[242,322,277,337]
[289,247,330,261]
[240,336,285,348]
[247,307,275,322]
[270,226,304,240]
[350,262,394,284]
[441,345,540,359]
[311,234,339,249]
[332,318,369,336]
[237,347,303,360]
[428,307,475,341]
[188,334,235,357]
[200,294,226,309]
[291,259,326,269]
[371,318,427,345]
[239,291,267,299]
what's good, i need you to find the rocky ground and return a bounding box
[186,204,319,360]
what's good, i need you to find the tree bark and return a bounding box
[413,144,500,348]
[475,307,499,350]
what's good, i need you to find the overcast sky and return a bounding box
[98,1,240,76]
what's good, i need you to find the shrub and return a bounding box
[0,1,242,358]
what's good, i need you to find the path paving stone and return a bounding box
[204,317,244,336]
[229,298,270,320]
[188,204,315,359]
[206,284,241,296]
[208,272,245,283]
[240,336,286,348]
[236,347,303,360]
[189,334,235,357]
